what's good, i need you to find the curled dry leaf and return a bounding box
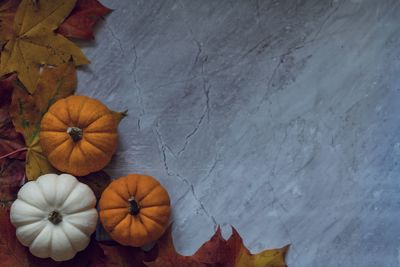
[58,0,112,40]
[10,62,77,180]
[0,0,89,93]
[145,226,289,267]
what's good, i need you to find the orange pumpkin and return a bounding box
[99,174,171,247]
[40,95,118,176]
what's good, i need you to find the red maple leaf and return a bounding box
[58,0,112,40]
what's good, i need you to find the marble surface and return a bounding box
[78,0,400,266]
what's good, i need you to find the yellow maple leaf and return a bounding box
[0,0,89,94]
[10,62,76,180]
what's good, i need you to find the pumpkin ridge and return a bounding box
[29,223,49,250]
[12,200,46,226]
[34,179,53,207]
[136,213,150,238]
[83,133,118,146]
[81,112,109,130]
[133,175,139,197]
[59,224,76,253]
[82,114,117,133]
[60,188,96,215]
[139,204,171,209]
[65,140,76,172]
[65,97,76,126]
[75,142,88,167]
[73,95,89,127]
[46,138,74,169]
[48,226,54,258]
[122,177,132,198]
[99,209,128,231]
[82,136,110,156]
[127,213,133,245]
[109,186,130,203]
[62,220,88,239]
[55,177,79,207]
[63,210,97,236]
[42,112,68,130]
[109,213,131,233]
[50,100,71,126]
[17,221,47,246]
[17,192,46,213]
[101,207,128,212]
[137,182,161,202]
[44,135,70,154]
[84,125,117,133]
[139,213,165,228]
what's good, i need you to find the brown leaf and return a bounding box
[58,0,112,40]
[34,62,77,113]
[0,0,89,93]
[0,0,20,47]
[10,62,77,180]
[0,74,26,160]
[0,203,29,266]
[0,159,24,202]
[100,242,157,267]
[78,170,111,199]
[145,226,289,267]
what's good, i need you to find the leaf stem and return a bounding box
[0,147,28,160]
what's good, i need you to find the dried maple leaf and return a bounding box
[0,0,89,94]
[145,226,289,267]
[58,0,111,40]
[100,242,157,267]
[10,62,77,180]
[0,74,26,160]
[0,0,20,48]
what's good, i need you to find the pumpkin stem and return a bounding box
[128,198,140,216]
[67,127,83,142]
[48,210,62,225]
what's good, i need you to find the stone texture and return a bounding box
[79,0,400,266]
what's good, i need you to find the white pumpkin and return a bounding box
[10,173,98,261]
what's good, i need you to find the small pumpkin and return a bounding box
[99,174,171,247]
[40,95,118,176]
[10,173,98,261]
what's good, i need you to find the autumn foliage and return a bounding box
[0,0,290,266]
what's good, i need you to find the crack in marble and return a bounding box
[178,58,211,156]
[154,121,217,227]
[176,174,218,228]
[154,122,175,177]
[130,45,145,130]
[105,24,124,55]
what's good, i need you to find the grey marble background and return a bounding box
[77,0,400,266]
